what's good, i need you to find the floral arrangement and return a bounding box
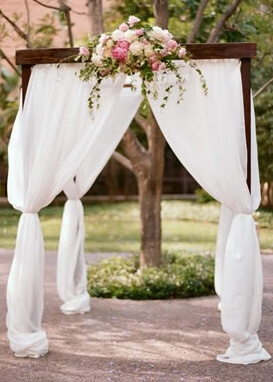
[76,15,207,114]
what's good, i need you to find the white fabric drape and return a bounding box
[7,64,126,357]
[57,83,143,314]
[148,59,271,364]
[7,59,270,365]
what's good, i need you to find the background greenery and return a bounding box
[0,200,272,253]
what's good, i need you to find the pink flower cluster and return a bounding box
[78,15,188,74]
[112,39,130,62]
[75,15,205,115]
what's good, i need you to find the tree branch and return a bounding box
[24,0,31,48]
[134,112,150,134]
[207,0,242,43]
[59,0,74,47]
[253,77,273,99]
[112,151,133,173]
[0,9,28,41]
[0,49,21,75]
[32,0,60,11]
[146,110,165,159]
[121,128,148,161]
[70,9,86,16]
[32,0,74,47]
[187,0,210,43]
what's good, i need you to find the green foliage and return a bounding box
[255,207,273,228]
[30,14,58,48]
[87,252,215,300]
[254,92,273,183]
[0,67,19,163]
[194,188,216,203]
[248,3,273,186]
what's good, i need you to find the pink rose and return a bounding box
[79,46,89,56]
[119,23,129,32]
[151,61,160,71]
[135,29,144,36]
[112,46,128,61]
[128,15,141,27]
[159,63,167,70]
[116,39,130,49]
[167,39,178,51]
[178,47,187,58]
[149,55,157,64]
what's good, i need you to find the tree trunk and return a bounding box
[87,0,104,36]
[207,0,242,43]
[120,112,166,267]
[261,182,273,207]
[187,0,210,43]
[117,1,168,267]
[153,0,169,29]
[138,174,163,267]
[138,121,165,267]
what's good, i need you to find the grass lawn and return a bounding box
[0,200,272,253]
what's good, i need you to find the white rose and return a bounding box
[106,39,114,49]
[124,30,138,43]
[103,46,112,58]
[144,44,154,58]
[99,33,108,43]
[111,29,124,41]
[162,29,173,42]
[148,26,173,42]
[148,26,164,41]
[129,40,144,56]
[91,54,103,67]
[96,43,104,56]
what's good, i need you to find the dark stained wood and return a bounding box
[16,48,79,65]
[16,43,256,65]
[240,58,252,192]
[17,42,256,193]
[187,42,256,59]
[21,65,32,105]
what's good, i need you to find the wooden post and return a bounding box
[21,64,32,105]
[240,58,252,192]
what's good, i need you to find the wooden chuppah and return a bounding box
[16,43,256,191]
[10,42,271,364]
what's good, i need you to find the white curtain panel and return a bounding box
[148,59,271,364]
[7,64,126,357]
[57,83,143,314]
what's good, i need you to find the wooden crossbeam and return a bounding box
[15,43,256,192]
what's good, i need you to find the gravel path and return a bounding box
[0,249,272,382]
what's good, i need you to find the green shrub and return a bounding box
[87,252,215,300]
[255,207,273,228]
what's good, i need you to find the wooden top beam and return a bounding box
[16,43,256,65]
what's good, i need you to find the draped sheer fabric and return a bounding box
[7,64,126,357]
[148,59,270,364]
[6,60,270,364]
[57,83,143,314]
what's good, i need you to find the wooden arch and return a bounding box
[16,42,256,191]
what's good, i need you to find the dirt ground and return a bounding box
[0,249,272,382]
